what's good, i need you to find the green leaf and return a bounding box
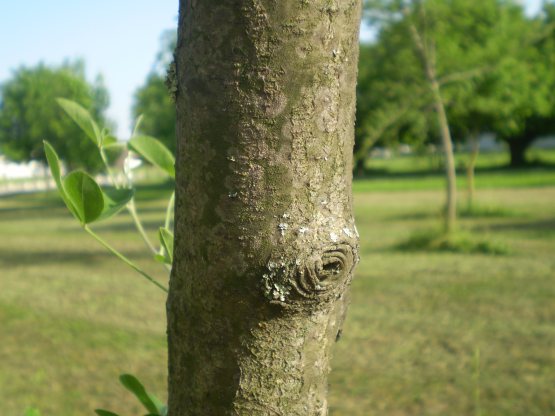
[103,134,118,147]
[147,393,166,415]
[128,135,175,178]
[43,141,79,219]
[159,227,174,264]
[24,408,41,416]
[154,254,167,264]
[94,410,120,416]
[97,187,134,221]
[119,374,160,415]
[57,98,101,146]
[44,142,129,224]
[63,171,105,224]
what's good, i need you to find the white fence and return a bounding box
[0,170,155,197]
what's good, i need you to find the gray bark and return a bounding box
[167,1,361,415]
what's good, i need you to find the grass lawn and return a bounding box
[355,148,555,192]
[1,172,554,415]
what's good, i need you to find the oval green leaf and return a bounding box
[97,187,134,222]
[57,98,101,146]
[128,135,175,178]
[119,374,160,415]
[94,410,120,416]
[148,395,166,416]
[102,134,118,147]
[159,227,174,264]
[154,254,167,264]
[63,171,104,224]
[43,141,79,220]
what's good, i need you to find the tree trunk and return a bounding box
[353,156,366,178]
[508,137,531,167]
[466,134,479,212]
[168,1,361,415]
[430,79,457,233]
[406,16,457,234]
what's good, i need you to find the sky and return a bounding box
[0,0,545,138]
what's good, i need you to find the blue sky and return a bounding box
[0,0,544,138]
[0,0,177,137]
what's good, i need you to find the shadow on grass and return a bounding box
[386,211,439,221]
[474,218,555,235]
[388,205,519,222]
[134,181,174,202]
[0,248,150,267]
[459,204,520,218]
[0,204,68,220]
[90,219,166,233]
[353,159,555,180]
[393,229,510,255]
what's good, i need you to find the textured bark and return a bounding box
[167,1,361,415]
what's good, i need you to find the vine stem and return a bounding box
[127,198,159,255]
[84,225,168,293]
[156,191,176,273]
[164,191,175,230]
[150,191,177,273]
[99,147,121,188]
[100,146,159,257]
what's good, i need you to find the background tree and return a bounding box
[0,60,110,170]
[357,0,552,227]
[493,2,555,166]
[443,1,546,204]
[168,0,361,414]
[132,29,177,153]
[355,41,435,175]
[359,0,555,166]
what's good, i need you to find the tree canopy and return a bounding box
[132,29,177,153]
[0,60,110,170]
[356,0,555,166]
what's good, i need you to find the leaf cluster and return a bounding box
[45,99,176,292]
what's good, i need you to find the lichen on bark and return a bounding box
[168,0,362,414]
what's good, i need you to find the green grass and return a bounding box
[2,178,555,415]
[395,229,510,255]
[354,148,555,192]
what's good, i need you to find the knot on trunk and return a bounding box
[296,243,353,297]
[262,242,357,310]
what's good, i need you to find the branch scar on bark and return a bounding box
[262,242,357,310]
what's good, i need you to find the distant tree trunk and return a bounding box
[466,134,479,212]
[353,155,366,177]
[507,136,532,167]
[406,14,457,233]
[430,78,457,232]
[167,1,361,415]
